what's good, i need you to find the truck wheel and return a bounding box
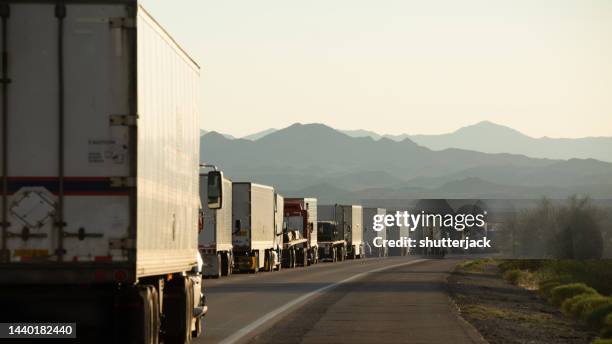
[192,316,202,338]
[214,253,222,278]
[290,249,296,268]
[162,277,193,344]
[300,249,307,267]
[228,254,233,276]
[253,252,259,274]
[149,286,160,344]
[264,251,271,272]
[221,253,230,276]
[115,285,159,344]
[114,284,158,344]
[276,252,282,271]
[281,250,288,268]
[296,249,302,267]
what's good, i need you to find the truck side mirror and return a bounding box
[207,171,224,209]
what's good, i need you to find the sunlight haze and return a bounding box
[140,0,612,138]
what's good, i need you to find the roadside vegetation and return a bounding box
[501,196,612,259]
[497,260,612,343]
[453,195,612,342]
[450,259,596,344]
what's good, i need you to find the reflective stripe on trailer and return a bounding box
[6,177,130,195]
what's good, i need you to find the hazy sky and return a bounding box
[141,0,612,138]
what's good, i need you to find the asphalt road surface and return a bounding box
[197,257,486,344]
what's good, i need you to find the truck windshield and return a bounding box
[317,222,337,241]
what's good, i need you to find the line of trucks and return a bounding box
[0,1,402,343]
[199,173,398,279]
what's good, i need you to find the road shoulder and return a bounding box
[449,260,596,344]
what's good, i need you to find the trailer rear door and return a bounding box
[0,3,133,270]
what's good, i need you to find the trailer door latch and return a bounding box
[110,114,138,127]
[63,227,103,241]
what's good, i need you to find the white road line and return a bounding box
[218,258,428,344]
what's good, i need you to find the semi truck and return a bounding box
[385,210,410,256]
[317,204,364,261]
[232,183,281,273]
[199,168,233,278]
[273,192,284,270]
[0,1,211,343]
[363,207,387,257]
[283,198,318,267]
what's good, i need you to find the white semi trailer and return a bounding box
[273,193,284,270]
[199,170,233,278]
[363,207,387,257]
[318,205,364,260]
[387,210,410,256]
[0,2,212,343]
[232,183,280,273]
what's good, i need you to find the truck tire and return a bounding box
[192,316,203,338]
[299,248,307,267]
[253,251,259,274]
[228,253,234,276]
[281,250,289,268]
[265,250,273,272]
[214,253,222,278]
[221,253,230,277]
[290,248,296,268]
[114,285,158,344]
[149,286,161,344]
[276,252,282,271]
[162,277,194,344]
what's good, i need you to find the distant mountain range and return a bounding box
[405,121,612,163]
[200,123,612,202]
[211,121,612,162]
[242,128,278,141]
[200,129,235,140]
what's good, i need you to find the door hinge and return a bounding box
[109,17,135,29]
[6,228,48,241]
[110,177,136,188]
[110,114,138,127]
[63,227,103,241]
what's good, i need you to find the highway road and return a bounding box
[197,257,487,344]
